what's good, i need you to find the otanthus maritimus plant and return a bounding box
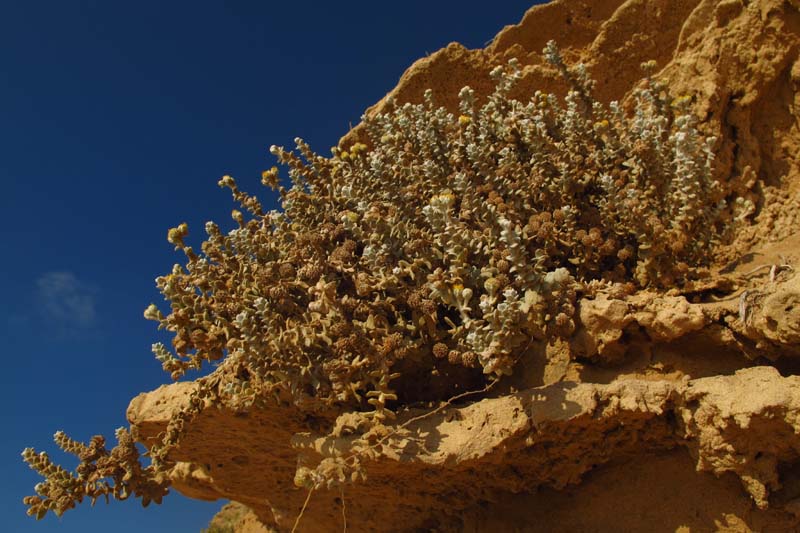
[23,41,730,517]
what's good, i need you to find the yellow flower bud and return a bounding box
[167,223,188,247]
[261,166,279,188]
[143,304,162,321]
[217,175,236,189]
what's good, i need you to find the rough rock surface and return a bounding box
[127,0,800,531]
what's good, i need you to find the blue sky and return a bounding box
[1,1,541,531]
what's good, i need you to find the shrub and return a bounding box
[23,41,726,517]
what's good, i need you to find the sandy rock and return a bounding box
[130,367,800,531]
[206,502,274,533]
[635,295,708,342]
[751,273,800,348]
[571,293,710,364]
[571,295,631,361]
[679,367,800,509]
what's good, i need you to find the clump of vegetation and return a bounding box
[22,41,730,518]
[21,429,169,519]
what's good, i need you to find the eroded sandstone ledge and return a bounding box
[129,366,800,531]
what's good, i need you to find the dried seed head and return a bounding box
[433,343,449,359]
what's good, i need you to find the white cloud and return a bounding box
[35,271,97,329]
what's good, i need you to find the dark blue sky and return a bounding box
[1,1,542,531]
